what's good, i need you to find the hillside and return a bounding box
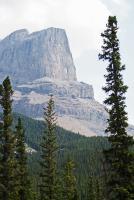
[11,113,109,199]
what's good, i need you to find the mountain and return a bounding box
[0,28,76,84]
[0,28,134,136]
[13,77,108,136]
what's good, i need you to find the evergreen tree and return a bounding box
[63,160,78,200]
[96,178,103,200]
[88,177,103,200]
[99,16,134,199]
[0,77,16,200]
[87,176,96,200]
[39,96,58,200]
[15,117,32,200]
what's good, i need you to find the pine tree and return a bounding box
[39,95,58,200]
[0,77,16,200]
[63,160,78,200]
[15,117,32,200]
[99,16,134,200]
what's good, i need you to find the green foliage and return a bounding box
[0,78,37,200]
[96,178,103,200]
[0,77,16,200]
[0,107,110,200]
[15,117,33,200]
[99,16,134,200]
[11,112,109,200]
[87,176,104,200]
[63,160,78,200]
[39,96,59,200]
[88,176,96,200]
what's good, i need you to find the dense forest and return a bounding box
[0,94,110,200]
[12,113,109,199]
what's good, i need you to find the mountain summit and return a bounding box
[0,28,76,84]
[0,28,133,136]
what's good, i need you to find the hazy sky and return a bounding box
[0,0,134,124]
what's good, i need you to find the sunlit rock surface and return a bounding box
[0,28,134,136]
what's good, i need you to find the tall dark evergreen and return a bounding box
[0,77,16,200]
[87,176,96,200]
[88,177,103,200]
[99,16,134,199]
[96,178,103,200]
[63,160,78,200]
[15,117,31,200]
[39,96,58,200]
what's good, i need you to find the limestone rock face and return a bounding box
[13,78,107,136]
[0,28,77,84]
[0,28,134,136]
[17,77,94,99]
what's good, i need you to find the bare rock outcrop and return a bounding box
[0,28,77,84]
[0,28,134,136]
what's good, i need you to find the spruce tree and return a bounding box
[88,177,103,200]
[96,178,103,200]
[39,96,58,200]
[0,77,16,200]
[15,117,31,200]
[87,176,96,200]
[99,16,134,199]
[63,160,78,200]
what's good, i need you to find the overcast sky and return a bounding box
[0,0,134,124]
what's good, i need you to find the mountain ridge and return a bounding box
[0,27,77,84]
[0,27,134,136]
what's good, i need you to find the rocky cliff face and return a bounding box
[0,28,134,136]
[0,28,77,84]
[13,77,107,136]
